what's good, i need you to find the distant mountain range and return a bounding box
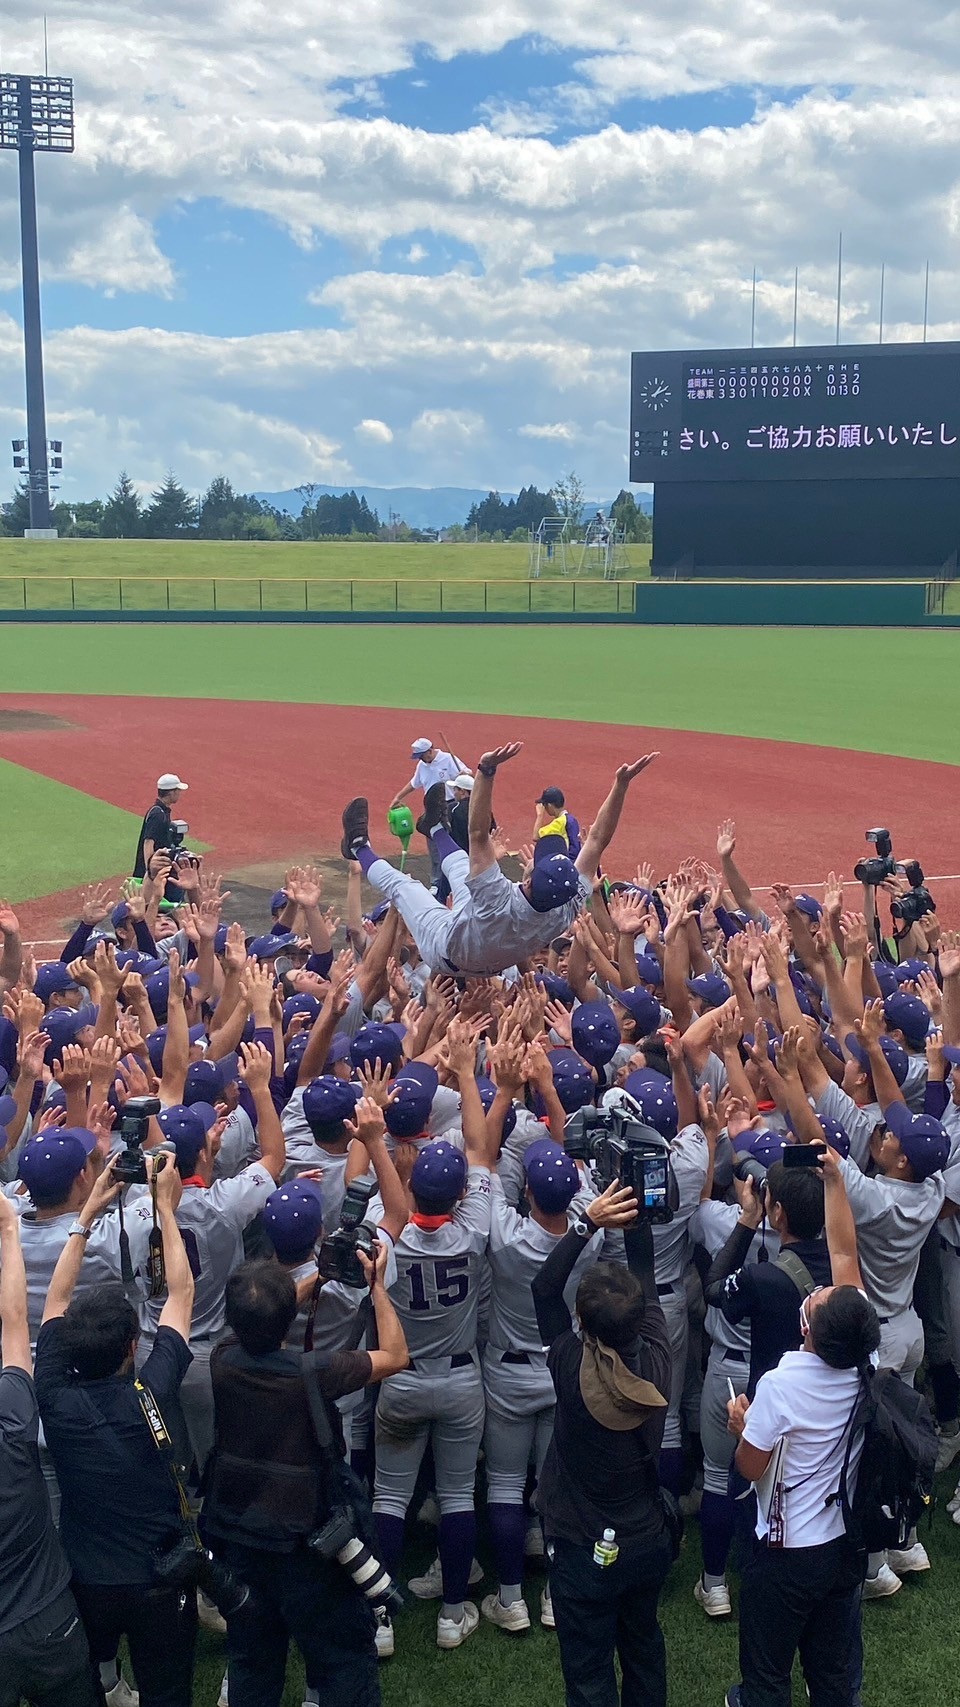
[254,484,651,532]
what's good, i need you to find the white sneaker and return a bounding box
[694,1576,732,1618]
[407,1555,484,1599]
[524,1520,545,1559]
[481,1592,531,1633]
[197,1590,227,1635]
[375,1609,395,1659]
[935,1428,960,1474]
[105,1680,140,1707]
[862,1563,902,1599]
[436,1601,480,1649]
[888,1542,931,1575]
[217,1673,229,1707]
[540,1587,555,1630]
[416,1493,440,1526]
[947,1483,960,1515]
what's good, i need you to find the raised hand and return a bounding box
[840,911,868,960]
[345,1095,388,1149]
[53,1043,89,1093]
[939,930,960,981]
[585,1181,639,1230]
[698,1085,720,1143]
[608,893,650,937]
[716,819,736,860]
[823,871,845,920]
[358,1058,394,1108]
[118,879,147,922]
[95,941,129,1000]
[445,1015,479,1076]
[285,865,323,909]
[774,1026,801,1078]
[854,997,885,1046]
[477,742,523,772]
[18,1029,47,1080]
[543,998,573,1047]
[615,754,659,785]
[79,882,112,926]
[915,968,943,1021]
[769,882,797,917]
[238,1040,273,1092]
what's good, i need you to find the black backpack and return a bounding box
[832,1368,937,1551]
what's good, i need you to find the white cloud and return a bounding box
[355,418,394,443]
[518,421,575,439]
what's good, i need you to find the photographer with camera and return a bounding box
[204,1247,408,1707]
[531,1177,674,1707]
[35,1150,198,1707]
[134,772,191,885]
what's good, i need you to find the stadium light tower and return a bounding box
[0,72,74,535]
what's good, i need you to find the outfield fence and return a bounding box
[0,575,955,626]
[0,576,637,616]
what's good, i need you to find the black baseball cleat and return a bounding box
[416,781,450,837]
[341,797,370,859]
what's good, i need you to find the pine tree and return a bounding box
[143,471,198,538]
[101,471,143,539]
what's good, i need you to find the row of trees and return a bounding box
[0,468,650,543]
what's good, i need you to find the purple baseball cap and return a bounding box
[34,963,79,1004]
[634,954,664,989]
[871,961,900,998]
[844,1031,909,1087]
[270,889,289,917]
[410,1139,467,1208]
[882,1103,949,1180]
[19,1127,96,1201]
[157,1104,208,1172]
[527,855,579,914]
[349,1023,404,1074]
[883,994,931,1049]
[324,1032,352,1069]
[623,1067,669,1102]
[524,1138,580,1214]
[686,973,731,1009]
[817,1115,850,1158]
[549,1048,596,1114]
[751,1130,787,1168]
[263,1179,324,1258]
[184,1058,226,1105]
[893,958,929,985]
[634,1081,679,1139]
[249,932,299,960]
[571,1002,620,1068]
[145,966,200,1017]
[283,993,321,1029]
[794,894,824,921]
[538,971,576,1007]
[613,987,661,1034]
[303,1076,361,1128]
[385,1078,434,1139]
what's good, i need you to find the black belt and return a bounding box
[941,1237,960,1258]
[501,1351,531,1365]
[408,1351,474,1372]
[657,1283,678,1297]
[721,1349,748,1364]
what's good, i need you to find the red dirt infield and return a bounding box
[2,692,958,940]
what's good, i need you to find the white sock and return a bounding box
[442,1601,464,1622]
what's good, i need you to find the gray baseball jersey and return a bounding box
[18,1209,126,1350]
[213,1105,258,1180]
[814,1082,882,1172]
[651,1124,710,1289]
[838,1152,945,1315]
[445,863,593,976]
[690,1199,778,1356]
[133,1162,274,1340]
[485,1173,600,1356]
[902,1052,928,1114]
[388,1166,491,1357]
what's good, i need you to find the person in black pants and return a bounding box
[35,1152,198,1707]
[0,1194,98,1707]
[532,1179,674,1707]
[724,1146,879,1707]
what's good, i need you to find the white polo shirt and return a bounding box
[743,1349,864,1547]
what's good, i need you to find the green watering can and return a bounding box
[387,805,415,869]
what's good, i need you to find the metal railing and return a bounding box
[0,576,639,616]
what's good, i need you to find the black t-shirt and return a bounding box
[0,1367,70,1634]
[716,1236,833,1397]
[134,800,172,877]
[535,1318,672,1548]
[35,1320,192,1586]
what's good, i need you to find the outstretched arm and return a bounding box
[575,757,659,880]
[716,819,762,921]
[469,743,523,876]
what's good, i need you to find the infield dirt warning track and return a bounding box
[1,692,957,938]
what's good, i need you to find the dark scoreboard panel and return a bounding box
[630,343,960,484]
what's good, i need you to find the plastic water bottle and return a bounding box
[593,1528,619,1567]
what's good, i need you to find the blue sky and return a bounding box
[0,2,956,504]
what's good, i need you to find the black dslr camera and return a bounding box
[161,818,196,866]
[853,828,934,924]
[564,1097,678,1223]
[317,1177,378,1289]
[154,1529,250,1618]
[113,1095,162,1185]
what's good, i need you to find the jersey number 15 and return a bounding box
[404,1256,470,1312]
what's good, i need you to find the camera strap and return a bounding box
[146,1168,166,1298]
[135,1377,196,1531]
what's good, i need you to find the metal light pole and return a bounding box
[0,73,74,535]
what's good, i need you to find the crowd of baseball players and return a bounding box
[2,732,959,1707]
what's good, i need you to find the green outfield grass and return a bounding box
[0,756,143,902]
[2,622,959,765]
[0,537,653,582]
